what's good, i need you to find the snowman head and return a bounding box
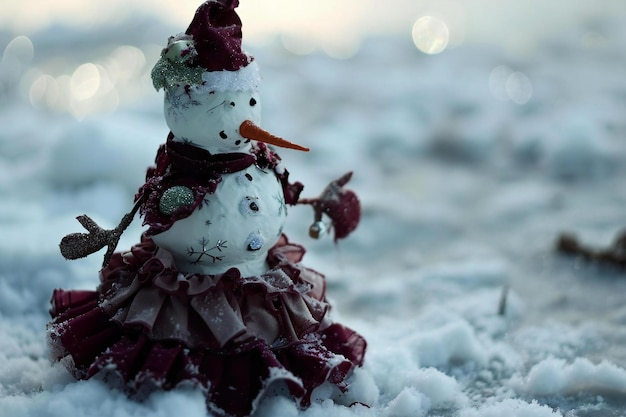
[152,0,308,154]
[162,64,262,154]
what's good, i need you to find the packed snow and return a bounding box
[1,8,626,417]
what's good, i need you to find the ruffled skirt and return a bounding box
[48,235,366,416]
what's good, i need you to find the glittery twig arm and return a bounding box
[59,215,111,261]
[59,199,142,267]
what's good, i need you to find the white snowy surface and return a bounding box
[1,11,626,417]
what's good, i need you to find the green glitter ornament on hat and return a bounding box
[151,0,256,94]
[151,34,204,92]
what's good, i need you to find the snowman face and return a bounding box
[150,165,287,277]
[164,86,261,154]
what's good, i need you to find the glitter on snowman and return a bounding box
[48,1,365,416]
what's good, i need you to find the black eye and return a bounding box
[219,131,227,139]
[229,101,236,107]
[249,98,257,106]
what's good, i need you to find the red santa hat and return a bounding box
[185,0,250,72]
[153,0,259,92]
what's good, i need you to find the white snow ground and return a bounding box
[1,11,626,417]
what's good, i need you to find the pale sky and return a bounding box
[3,0,624,119]
[2,0,625,52]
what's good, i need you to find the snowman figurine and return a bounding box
[48,1,365,416]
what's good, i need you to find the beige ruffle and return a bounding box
[100,244,329,350]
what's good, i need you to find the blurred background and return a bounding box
[1,0,625,306]
[1,0,624,119]
[1,2,626,414]
[1,0,624,325]
[1,0,625,286]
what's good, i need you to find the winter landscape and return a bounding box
[1,2,626,416]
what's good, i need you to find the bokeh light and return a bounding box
[2,35,34,68]
[280,33,317,56]
[488,65,513,101]
[322,34,360,60]
[1,0,622,117]
[488,65,533,105]
[29,74,59,109]
[506,72,533,105]
[412,16,450,55]
[71,63,101,101]
[20,42,151,119]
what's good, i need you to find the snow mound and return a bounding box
[459,399,563,417]
[512,357,626,396]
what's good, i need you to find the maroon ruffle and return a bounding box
[48,235,366,416]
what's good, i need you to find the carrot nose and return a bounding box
[239,120,309,152]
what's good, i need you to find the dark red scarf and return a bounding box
[137,133,303,236]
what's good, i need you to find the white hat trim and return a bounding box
[196,60,260,93]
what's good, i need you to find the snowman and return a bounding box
[49,2,365,416]
[147,54,302,277]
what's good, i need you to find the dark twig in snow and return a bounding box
[498,284,509,316]
[556,230,626,269]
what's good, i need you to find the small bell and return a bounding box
[299,172,360,242]
[309,221,327,239]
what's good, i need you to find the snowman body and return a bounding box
[151,163,287,276]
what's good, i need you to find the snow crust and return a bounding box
[1,9,626,417]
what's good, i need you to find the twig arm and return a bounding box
[59,199,143,267]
